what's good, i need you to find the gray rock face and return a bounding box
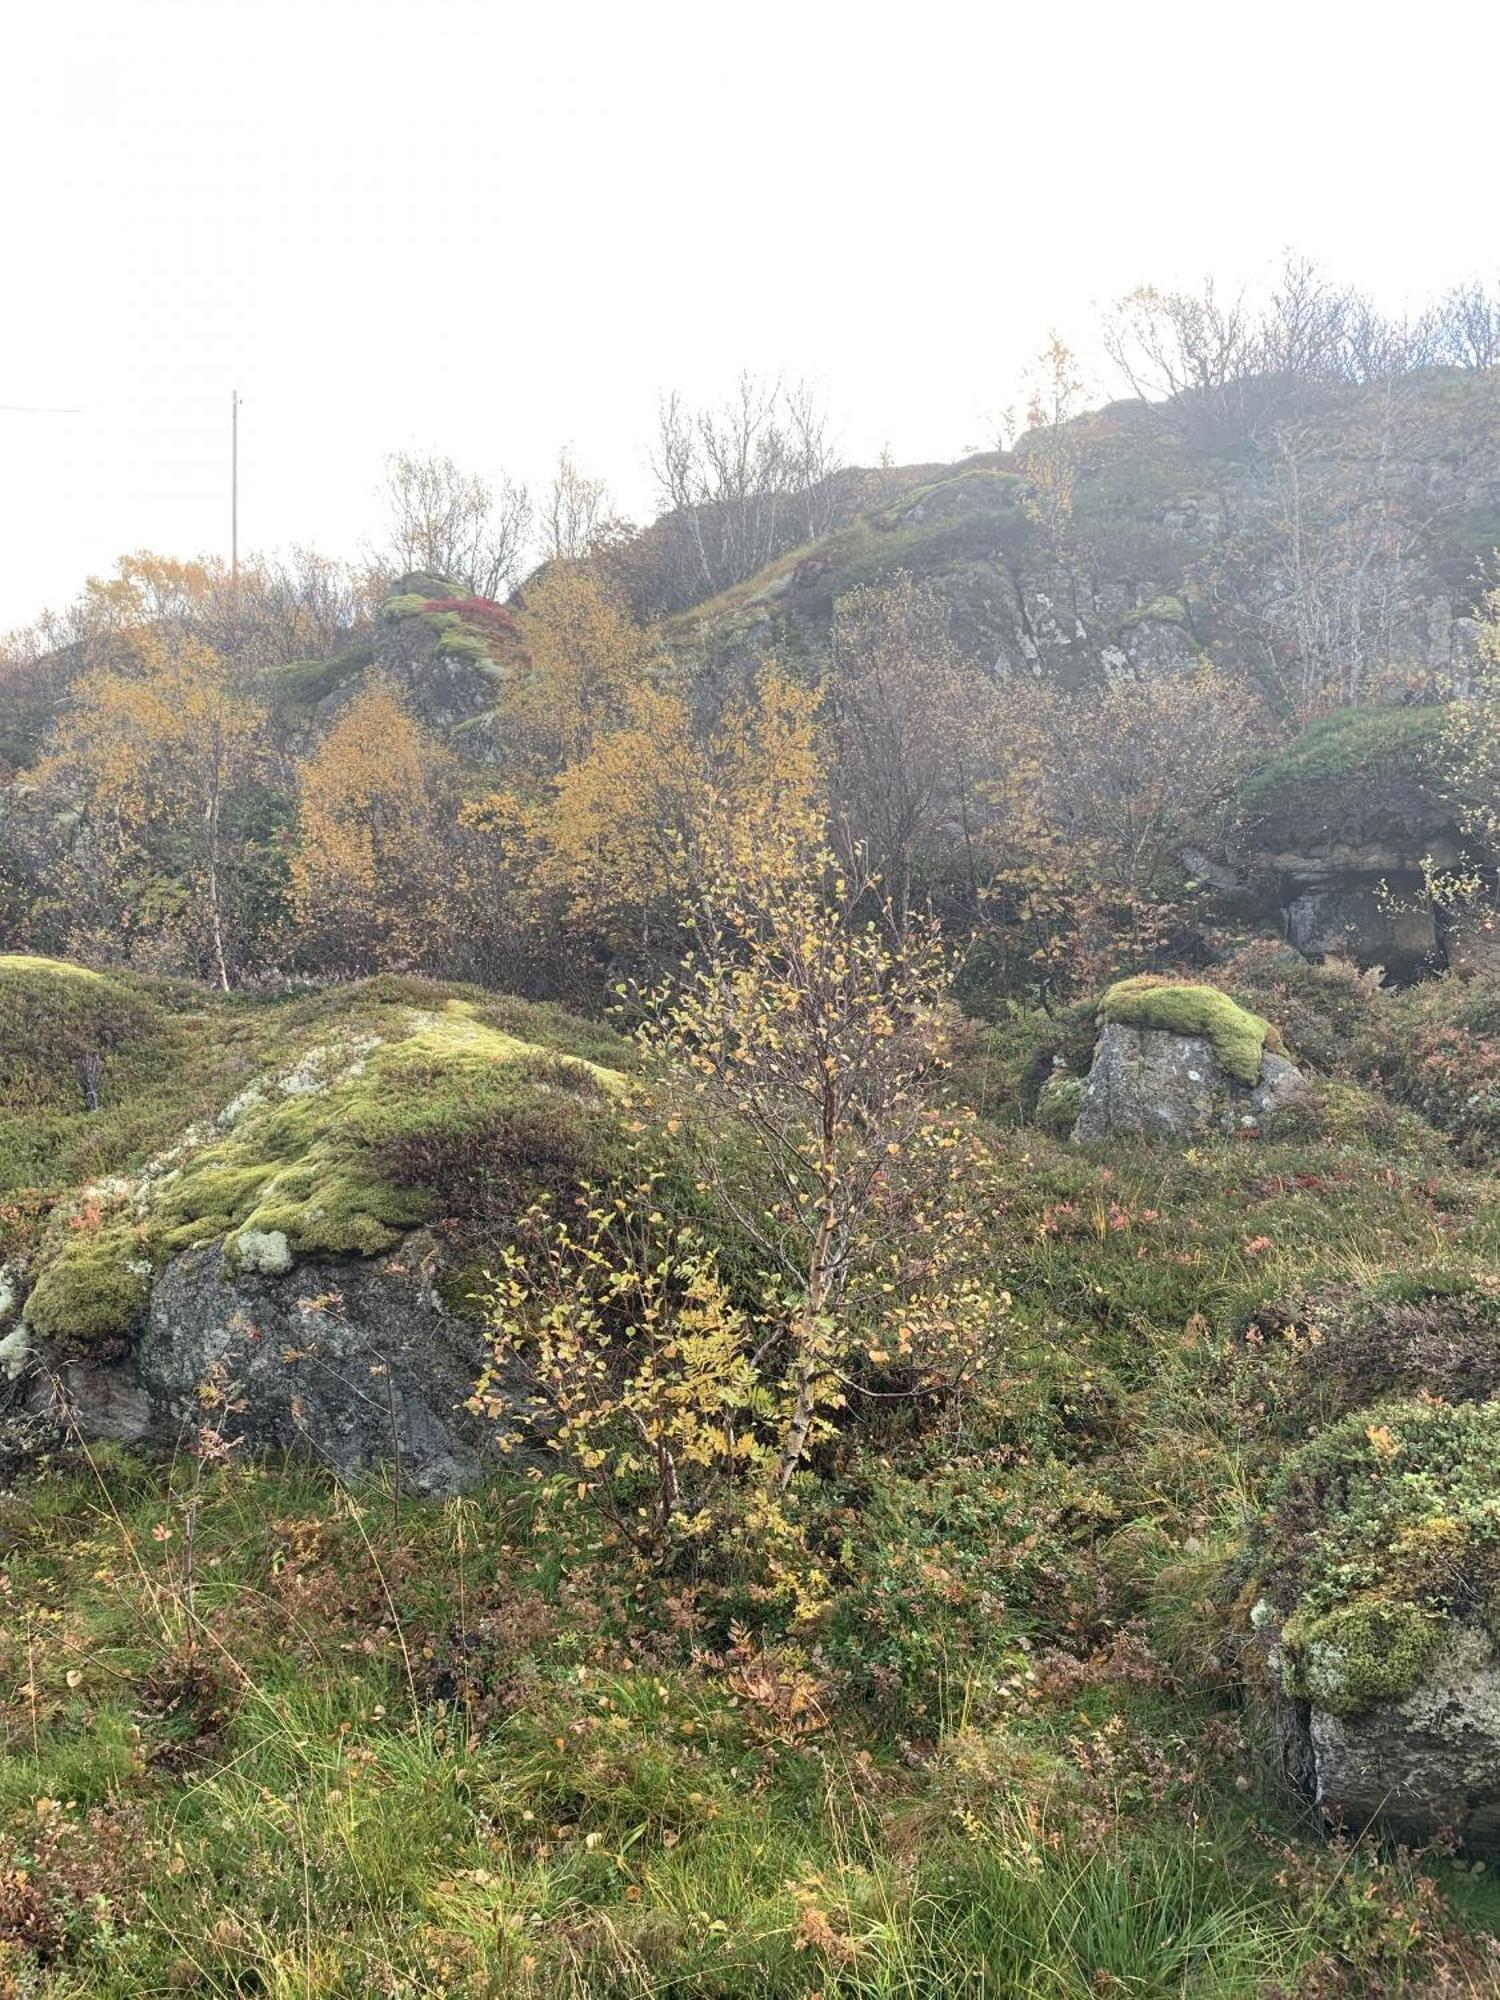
[35,1236,517,1494]
[1276,1626,1500,1850]
[1073,1023,1309,1142]
[1284,881,1439,978]
[314,615,503,748]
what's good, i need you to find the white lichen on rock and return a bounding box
[0,1322,30,1380]
[231,1228,294,1276]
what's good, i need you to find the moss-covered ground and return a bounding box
[6,962,1500,1990]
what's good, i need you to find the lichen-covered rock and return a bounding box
[1267,1624,1500,1850]
[1251,1400,1500,1850]
[1073,1022,1308,1141]
[36,1236,523,1494]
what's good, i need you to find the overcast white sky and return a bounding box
[2,0,1496,630]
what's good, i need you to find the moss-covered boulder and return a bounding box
[14,986,640,1489]
[19,995,631,1355]
[1238,708,1458,977]
[1239,707,1452,869]
[1073,980,1306,1141]
[1098,978,1279,1084]
[1249,1401,1500,1849]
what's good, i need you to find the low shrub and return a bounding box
[1257,1270,1500,1426]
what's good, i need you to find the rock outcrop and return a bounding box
[307,575,522,756]
[37,1234,514,1494]
[3,973,635,1494]
[677,373,1500,711]
[1251,1401,1500,1852]
[1271,1625,1500,1850]
[1238,706,1461,978]
[1072,980,1308,1141]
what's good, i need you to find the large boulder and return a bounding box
[1250,1401,1500,1851]
[1073,980,1307,1141]
[36,1235,513,1494]
[1271,1626,1500,1850]
[7,985,633,1492]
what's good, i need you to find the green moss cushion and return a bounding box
[1098,978,1279,1087]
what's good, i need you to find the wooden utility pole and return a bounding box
[231,389,240,593]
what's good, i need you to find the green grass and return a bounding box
[0,955,169,1118]
[4,1443,1496,1998]
[260,641,377,713]
[7,975,1500,1990]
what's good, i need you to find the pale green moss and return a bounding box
[381,591,431,619]
[1122,593,1189,628]
[434,629,490,663]
[1281,1597,1448,1715]
[1099,978,1280,1087]
[15,988,636,1355]
[161,1001,628,1270]
[1,954,103,983]
[25,1224,151,1356]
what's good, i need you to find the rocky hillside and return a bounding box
[669,369,1500,702]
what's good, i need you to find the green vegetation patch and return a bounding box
[1238,705,1449,846]
[1257,1400,1500,1713]
[1099,977,1280,1086]
[1034,1071,1085,1136]
[0,954,167,1113]
[380,591,434,619]
[262,641,376,713]
[163,1000,630,1270]
[24,1221,152,1357]
[1270,1269,1500,1425]
[1121,591,1191,629]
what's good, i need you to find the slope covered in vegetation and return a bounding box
[6,958,1500,1992]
